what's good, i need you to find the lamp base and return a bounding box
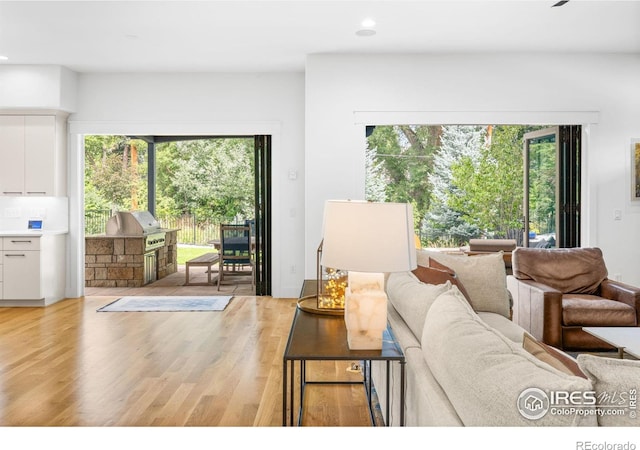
[344,272,387,350]
[346,330,384,350]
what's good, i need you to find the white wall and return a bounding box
[68,72,305,298]
[305,53,640,285]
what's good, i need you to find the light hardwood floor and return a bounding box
[0,265,374,427]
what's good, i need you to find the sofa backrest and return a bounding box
[511,247,608,294]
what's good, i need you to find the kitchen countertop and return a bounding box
[85,228,180,239]
[0,230,69,237]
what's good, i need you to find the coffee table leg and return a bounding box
[298,360,306,426]
[400,360,406,426]
[282,358,287,426]
[385,360,390,426]
[291,360,296,425]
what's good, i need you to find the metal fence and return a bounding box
[157,215,221,245]
[85,210,112,235]
[84,210,222,246]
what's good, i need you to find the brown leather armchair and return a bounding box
[506,247,640,351]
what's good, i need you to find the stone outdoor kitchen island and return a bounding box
[85,229,178,287]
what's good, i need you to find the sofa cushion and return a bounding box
[421,288,596,426]
[412,260,472,302]
[477,312,525,344]
[386,297,421,351]
[386,271,453,342]
[512,247,608,294]
[403,347,464,426]
[562,295,637,326]
[417,249,511,319]
[522,332,586,378]
[577,354,640,426]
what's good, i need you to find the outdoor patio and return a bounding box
[84,263,256,297]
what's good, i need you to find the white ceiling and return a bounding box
[0,0,638,73]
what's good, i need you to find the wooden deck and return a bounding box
[84,263,255,296]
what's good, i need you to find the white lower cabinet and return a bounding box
[1,235,66,306]
[3,249,40,299]
[0,241,3,297]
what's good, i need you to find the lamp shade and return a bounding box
[320,200,417,273]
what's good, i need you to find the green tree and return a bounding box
[366,125,438,230]
[449,125,532,239]
[365,144,387,202]
[154,141,181,217]
[156,138,254,222]
[528,137,557,235]
[423,125,485,246]
[84,135,147,211]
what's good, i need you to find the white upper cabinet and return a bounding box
[0,115,66,196]
[24,116,56,195]
[0,116,26,195]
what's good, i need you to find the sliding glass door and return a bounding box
[523,126,580,248]
[254,135,272,296]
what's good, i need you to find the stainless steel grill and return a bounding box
[105,211,168,284]
[105,211,167,251]
[144,232,166,251]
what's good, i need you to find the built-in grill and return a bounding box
[105,211,167,284]
[106,211,167,251]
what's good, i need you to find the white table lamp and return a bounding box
[320,200,417,349]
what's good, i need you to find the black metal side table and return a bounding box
[282,280,406,426]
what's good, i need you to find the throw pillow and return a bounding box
[412,261,472,302]
[522,332,587,378]
[421,288,596,426]
[577,354,640,427]
[385,271,452,342]
[418,249,511,319]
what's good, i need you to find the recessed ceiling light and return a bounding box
[356,29,376,37]
[0,55,8,61]
[361,18,376,28]
[356,17,376,36]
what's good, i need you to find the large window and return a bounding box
[366,124,580,249]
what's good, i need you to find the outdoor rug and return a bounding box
[97,296,233,312]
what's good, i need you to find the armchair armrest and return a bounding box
[508,277,564,347]
[600,279,640,324]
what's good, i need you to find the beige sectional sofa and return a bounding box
[371,248,640,427]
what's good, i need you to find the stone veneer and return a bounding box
[85,229,178,287]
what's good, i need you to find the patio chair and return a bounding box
[217,224,255,290]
